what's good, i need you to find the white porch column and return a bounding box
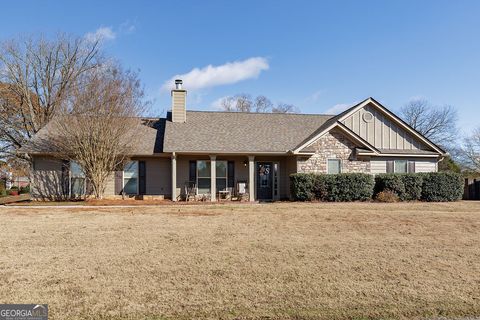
[210,155,216,201]
[248,155,255,202]
[171,153,177,201]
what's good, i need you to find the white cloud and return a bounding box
[85,27,116,42]
[210,96,230,110]
[161,57,269,91]
[324,103,353,114]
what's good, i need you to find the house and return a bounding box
[23,79,446,201]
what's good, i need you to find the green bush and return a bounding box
[19,185,30,194]
[421,172,463,202]
[374,174,405,199]
[291,173,373,202]
[290,173,315,201]
[375,173,423,201]
[10,185,19,190]
[323,173,374,202]
[402,174,423,201]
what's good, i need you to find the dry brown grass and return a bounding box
[0,202,479,320]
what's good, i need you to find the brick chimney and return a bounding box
[171,79,186,123]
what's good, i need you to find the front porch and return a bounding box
[171,154,296,202]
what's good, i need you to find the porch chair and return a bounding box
[184,181,198,202]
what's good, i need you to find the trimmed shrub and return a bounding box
[290,173,373,202]
[374,173,423,201]
[374,174,406,199]
[402,174,423,201]
[376,190,399,202]
[323,173,374,202]
[421,172,464,202]
[290,173,315,201]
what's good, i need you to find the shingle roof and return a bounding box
[19,117,165,155]
[163,111,334,153]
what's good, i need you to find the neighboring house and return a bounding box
[21,80,446,201]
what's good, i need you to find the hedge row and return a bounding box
[290,173,374,202]
[290,172,464,202]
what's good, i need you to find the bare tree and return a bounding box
[47,65,146,199]
[400,99,458,148]
[234,94,252,112]
[0,34,102,163]
[254,95,273,113]
[272,103,299,113]
[217,94,299,113]
[460,127,480,173]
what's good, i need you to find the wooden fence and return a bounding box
[464,178,480,200]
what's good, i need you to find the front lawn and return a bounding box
[0,202,479,319]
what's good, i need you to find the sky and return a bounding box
[1,0,479,133]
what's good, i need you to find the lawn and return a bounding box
[0,202,479,320]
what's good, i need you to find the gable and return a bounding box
[299,127,374,154]
[341,102,434,151]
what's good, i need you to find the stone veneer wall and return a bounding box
[297,129,370,174]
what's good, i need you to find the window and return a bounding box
[216,161,227,192]
[327,159,341,174]
[196,160,228,194]
[123,161,138,194]
[197,160,211,194]
[70,161,85,196]
[394,160,407,173]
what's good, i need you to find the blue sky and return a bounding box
[1,0,479,132]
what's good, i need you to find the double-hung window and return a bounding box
[70,161,86,196]
[123,161,139,194]
[196,160,228,194]
[197,160,211,194]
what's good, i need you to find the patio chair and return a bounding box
[184,181,198,202]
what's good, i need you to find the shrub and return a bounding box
[0,183,6,196]
[402,174,423,201]
[19,185,30,194]
[374,174,405,199]
[323,173,374,202]
[10,185,19,190]
[290,173,315,201]
[291,173,373,202]
[421,172,464,202]
[374,173,423,201]
[376,190,400,202]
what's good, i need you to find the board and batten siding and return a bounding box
[341,103,428,150]
[370,158,437,174]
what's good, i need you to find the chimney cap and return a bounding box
[174,79,183,90]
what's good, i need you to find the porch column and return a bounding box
[248,155,255,202]
[171,153,177,201]
[210,155,216,201]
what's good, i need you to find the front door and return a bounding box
[256,162,273,201]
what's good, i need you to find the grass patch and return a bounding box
[0,202,479,319]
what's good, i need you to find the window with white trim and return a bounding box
[327,159,341,174]
[123,161,138,194]
[197,160,228,194]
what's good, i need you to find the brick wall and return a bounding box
[297,129,370,174]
